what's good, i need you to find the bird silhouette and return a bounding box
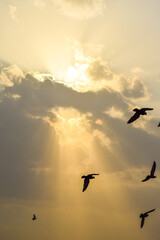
[127,108,153,124]
[140,209,155,228]
[142,161,156,182]
[81,174,99,192]
[158,122,160,127]
[32,214,37,220]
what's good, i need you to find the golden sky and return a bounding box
[1,0,160,239]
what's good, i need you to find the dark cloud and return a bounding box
[4,73,128,116]
[121,76,149,100]
[1,69,158,176]
[0,96,59,200]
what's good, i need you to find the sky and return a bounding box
[1,0,160,239]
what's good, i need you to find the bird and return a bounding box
[158,122,160,127]
[81,174,99,192]
[142,161,156,182]
[140,209,155,228]
[32,214,37,220]
[127,108,153,124]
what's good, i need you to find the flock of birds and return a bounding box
[32,107,159,229]
[81,161,156,229]
[81,108,158,229]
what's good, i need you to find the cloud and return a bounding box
[120,76,149,100]
[92,129,111,148]
[55,42,150,101]
[87,61,149,101]
[0,64,160,240]
[8,5,19,22]
[104,106,124,120]
[0,65,24,87]
[53,0,104,19]
[87,58,114,81]
[1,65,158,157]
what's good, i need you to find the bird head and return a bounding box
[133,108,139,112]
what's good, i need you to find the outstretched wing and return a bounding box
[142,108,153,111]
[127,112,140,124]
[83,178,90,192]
[150,161,156,176]
[141,176,150,182]
[141,217,145,228]
[146,209,155,214]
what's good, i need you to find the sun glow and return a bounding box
[33,43,119,93]
[33,63,91,92]
[50,107,112,152]
[63,63,90,90]
[52,107,92,146]
[33,73,55,82]
[67,66,79,81]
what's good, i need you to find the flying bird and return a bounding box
[127,108,153,124]
[142,161,156,182]
[32,214,37,221]
[140,209,155,228]
[158,122,160,127]
[81,174,99,192]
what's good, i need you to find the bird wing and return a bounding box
[141,217,145,228]
[146,209,155,214]
[127,112,140,124]
[33,214,36,218]
[142,108,153,111]
[87,174,99,177]
[150,161,156,176]
[83,178,90,192]
[141,176,150,182]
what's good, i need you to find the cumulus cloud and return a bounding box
[87,58,113,81]
[120,76,149,100]
[53,0,104,19]
[0,65,24,87]
[1,65,158,161]
[56,42,150,101]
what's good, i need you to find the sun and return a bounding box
[67,66,78,81]
[63,63,89,91]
